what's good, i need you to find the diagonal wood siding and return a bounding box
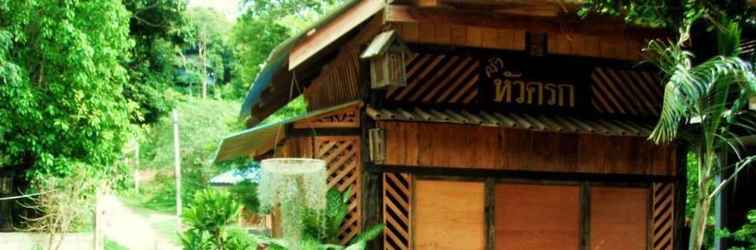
[383,173,413,250]
[652,182,675,250]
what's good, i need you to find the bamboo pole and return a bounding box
[134,141,140,193]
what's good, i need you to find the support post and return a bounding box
[134,141,140,193]
[172,110,182,229]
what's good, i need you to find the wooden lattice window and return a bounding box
[316,136,362,244]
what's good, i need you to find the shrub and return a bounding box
[181,189,255,250]
[719,209,756,250]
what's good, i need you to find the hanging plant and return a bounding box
[257,158,328,250]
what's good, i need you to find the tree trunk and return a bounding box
[689,194,711,250]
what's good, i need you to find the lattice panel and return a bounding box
[383,172,413,250]
[652,182,675,250]
[316,136,362,245]
[386,52,480,104]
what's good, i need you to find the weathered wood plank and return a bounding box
[378,122,675,176]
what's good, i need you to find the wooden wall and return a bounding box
[302,16,384,110]
[395,22,647,61]
[377,121,677,176]
[383,174,679,250]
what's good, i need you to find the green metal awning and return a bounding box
[214,101,362,163]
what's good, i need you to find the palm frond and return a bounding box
[647,34,756,144]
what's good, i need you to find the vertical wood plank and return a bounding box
[400,22,419,42]
[418,22,435,44]
[434,22,451,45]
[481,27,498,49]
[512,30,526,50]
[580,183,590,250]
[404,122,419,166]
[583,35,601,57]
[451,24,467,46]
[467,26,484,47]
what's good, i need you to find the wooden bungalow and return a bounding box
[215,1,685,249]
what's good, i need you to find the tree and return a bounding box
[581,2,756,249]
[0,0,133,179]
[230,0,344,100]
[123,0,192,124]
[186,7,234,99]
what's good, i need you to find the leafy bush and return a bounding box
[229,180,260,214]
[719,210,756,250]
[181,189,255,250]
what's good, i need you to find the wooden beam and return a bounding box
[289,0,384,70]
[369,164,678,183]
[385,4,668,39]
[580,183,590,250]
[485,178,495,250]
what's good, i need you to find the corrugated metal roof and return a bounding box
[215,101,363,163]
[366,106,656,137]
[209,166,261,186]
[240,0,379,122]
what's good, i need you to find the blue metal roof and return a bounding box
[209,165,261,186]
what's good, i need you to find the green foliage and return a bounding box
[230,0,346,101]
[228,180,261,213]
[142,97,242,170]
[183,7,237,99]
[579,0,756,28]
[181,189,255,250]
[123,0,191,124]
[0,0,133,179]
[124,97,245,212]
[647,19,756,250]
[261,96,308,125]
[230,15,289,92]
[302,188,351,244]
[719,210,756,250]
[105,238,129,250]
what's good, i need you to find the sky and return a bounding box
[187,0,241,20]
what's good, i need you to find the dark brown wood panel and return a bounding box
[377,121,676,176]
[590,186,649,250]
[495,183,580,250]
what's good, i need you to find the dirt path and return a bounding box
[100,194,181,250]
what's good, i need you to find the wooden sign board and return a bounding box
[385,44,661,118]
[479,54,592,113]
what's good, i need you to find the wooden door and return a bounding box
[495,183,581,250]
